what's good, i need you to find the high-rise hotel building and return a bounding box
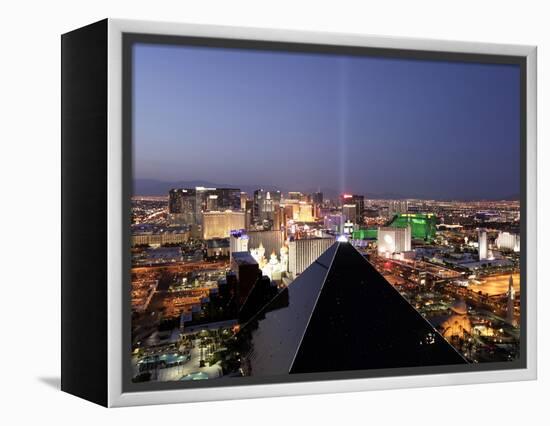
[168,187,241,225]
[312,191,323,205]
[340,194,364,223]
[240,192,248,210]
[342,204,358,225]
[282,200,315,222]
[288,237,335,277]
[196,187,241,223]
[496,231,520,252]
[478,228,488,260]
[168,188,197,225]
[388,200,409,218]
[377,226,412,256]
[202,210,246,240]
[253,189,281,228]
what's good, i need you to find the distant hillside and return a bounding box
[133,179,520,201]
[133,179,282,197]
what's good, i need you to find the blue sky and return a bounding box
[133,43,520,200]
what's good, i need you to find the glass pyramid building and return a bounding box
[237,242,467,376]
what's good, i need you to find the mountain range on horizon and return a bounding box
[133,178,520,202]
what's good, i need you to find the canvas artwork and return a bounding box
[61,20,535,406]
[128,40,523,386]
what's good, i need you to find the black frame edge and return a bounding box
[61,18,109,407]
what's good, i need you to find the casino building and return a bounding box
[377,225,411,256]
[168,187,241,226]
[388,213,437,241]
[496,231,520,252]
[288,236,335,278]
[202,210,245,240]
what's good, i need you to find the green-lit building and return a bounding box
[352,228,378,240]
[350,213,437,242]
[388,213,437,241]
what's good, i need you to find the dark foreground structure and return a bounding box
[237,242,467,376]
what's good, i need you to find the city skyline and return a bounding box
[133,178,520,201]
[133,43,521,200]
[129,41,522,385]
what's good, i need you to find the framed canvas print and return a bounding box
[61,19,537,407]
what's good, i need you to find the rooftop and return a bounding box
[231,251,258,266]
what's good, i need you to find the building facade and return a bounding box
[478,228,488,260]
[229,231,250,261]
[253,189,282,228]
[231,252,260,306]
[340,194,364,223]
[168,188,197,225]
[388,200,409,217]
[131,230,190,247]
[169,187,241,225]
[377,225,412,256]
[324,214,343,233]
[312,191,323,205]
[342,204,357,224]
[245,229,285,259]
[202,210,246,240]
[288,237,335,277]
[496,231,520,252]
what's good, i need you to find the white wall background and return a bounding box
[1,0,547,424]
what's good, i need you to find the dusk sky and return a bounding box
[133,43,521,200]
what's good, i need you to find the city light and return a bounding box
[127,43,522,384]
[132,191,521,383]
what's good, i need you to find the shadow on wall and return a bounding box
[38,377,61,390]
